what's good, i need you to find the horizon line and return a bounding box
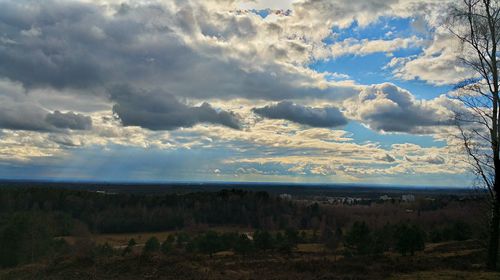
[0,177,472,190]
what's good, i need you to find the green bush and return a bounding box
[161,239,174,254]
[143,237,160,254]
[197,231,222,256]
[123,238,137,255]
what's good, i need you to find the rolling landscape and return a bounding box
[0,181,496,279]
[2,0,500,279]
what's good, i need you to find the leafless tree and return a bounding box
[448,0,500,269]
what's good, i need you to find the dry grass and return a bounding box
[93,231,173,246]
[295,243,325,253]
[60,226,250,247]
[1,242,498,280]
[387,270,500,280]
[60,231,174,247]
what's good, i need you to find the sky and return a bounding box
[0,0,476,187]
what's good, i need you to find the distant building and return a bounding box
[344,197,362,205]
[401,194,415,202]
[322,196,363,205]
[380,195,391,201]
[94,190,117,195]
[279,193,292,200]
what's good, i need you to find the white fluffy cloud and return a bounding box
[344,83,454,133]
[386,29,473,85]
[331,36,425,57]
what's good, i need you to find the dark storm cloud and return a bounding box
[0,0,187,89]
[111,87,240,130]
[0,106,92,132]
[0,79,92,132]
[0,104,50,131]
[0,1,106,89]
[252,101,348,127]
[45,111,92,130]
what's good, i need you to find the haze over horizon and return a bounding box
[0,0,473,187]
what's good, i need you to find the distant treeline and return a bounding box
[0,180,478,197]
[0,188,329,235]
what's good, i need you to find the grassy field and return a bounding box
[61,226,253,247]
[2,239,499,279]
[62,231,176,247]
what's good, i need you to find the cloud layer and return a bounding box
[0,0,360,103]
[45,111,92,130]
[111,87,240,130]
[0,79,92,132]
[0,0,471,185]
[253,101,348,127]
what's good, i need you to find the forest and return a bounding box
[0,187,487,279]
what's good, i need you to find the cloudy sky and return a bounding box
[0,0,474,186]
